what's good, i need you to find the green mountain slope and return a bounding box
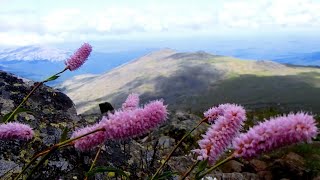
[58,49,320,114]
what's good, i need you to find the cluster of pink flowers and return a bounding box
[193,104,246,164]
[0,122,34,141]
[122,93,140,111]
[204,103,239,123]
[71,94,168,151]
[65,43,92,71]
[233,112,318,158]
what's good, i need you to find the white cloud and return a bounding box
[217,0,320,28]
[1,0,320,46]
[0,32,65,46]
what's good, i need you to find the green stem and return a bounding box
[85,145,103,180]
[4,82,43,123]
[14,156,39,180]
[34,128,105,158]
[43,67,68,83]
[14,128,105,180]
[151,117,207,180]
[180,161,199,180]
[197,155,234,179]
[4,66,68,123]
[25,145,58,180]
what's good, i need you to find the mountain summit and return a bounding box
[58,49,320,114]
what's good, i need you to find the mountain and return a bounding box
[0,45,70,61]
[58,49,320,114]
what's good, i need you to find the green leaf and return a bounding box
[44,75,60,82]
[86,166,128,178]
[152,171,178,180]
[2,108,33,122]
[195,160,208,179]
[59,127,69,142]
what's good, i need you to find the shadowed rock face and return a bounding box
[166,51,221,60]
[0,71,83,179]
[58,49,320,115]
[1,71,319,179]
[0,71,154,179]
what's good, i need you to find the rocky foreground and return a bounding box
[1,70,320,180]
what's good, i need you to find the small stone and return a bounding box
[250,159,268,172]
[284,152,305,166]
[158,136,175,149]
[220,160,244,173]
[257,171,273,180]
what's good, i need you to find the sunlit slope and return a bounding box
[58,49,320,114]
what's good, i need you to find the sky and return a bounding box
[0,0,319,46]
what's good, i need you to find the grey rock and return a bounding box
[158,136,175,149]
[206,172,259,180]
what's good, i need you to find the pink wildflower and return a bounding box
[233,112,318,159]
[72,100,168,151]
[102,100,168,140]
[204,103,238,123]
[194,104,246,164]
[0,122,34,141]
[71,123,106,151]
[65,43,92,71]
[122,93,140,111]
[204,106,221,123]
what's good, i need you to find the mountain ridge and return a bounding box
[58,49,320,115]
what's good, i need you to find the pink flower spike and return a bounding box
[71,123,106,151]
[122,93,140,111]
[65,43,92,71]
[194,104,246,164]
[233,112,318,159]
[103,100,168,140]
[72,99,168,151]
[204,106,221,123]
[204,103,241,123]
[0,122,34,141]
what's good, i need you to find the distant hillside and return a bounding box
[58,49,320,114]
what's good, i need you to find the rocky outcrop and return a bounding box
[0,71,196,179]
[1,70,319,179]
[0,71,84,179]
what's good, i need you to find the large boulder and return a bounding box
[0,71,91,179]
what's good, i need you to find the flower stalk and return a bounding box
[151,117,208,180]
[4,67,68,123]
[84,145,103,180]
[197,155,234,179]
[180,160,199,180]
[14,128,105,180]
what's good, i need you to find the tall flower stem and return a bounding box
[180,160,199,180]
[197,155,234,179]
[151,117,208,180]
[4,82,42,123]
[84,145,103,180]
[14,128,105,180]
[4,67,68,123]
[26,146,59,180]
